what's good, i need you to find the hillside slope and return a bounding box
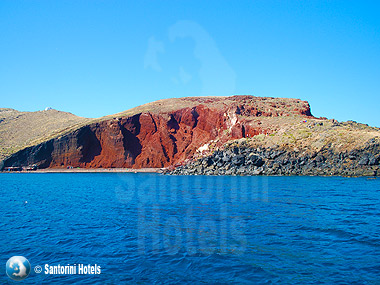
[1,95,379,176]
[1,96,312,168]
[0,108,90,160]
[170,119,380,177]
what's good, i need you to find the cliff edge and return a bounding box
[1,96,379,176]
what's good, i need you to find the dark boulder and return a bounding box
[315,155,325,163]
[368,155,378,166]
[222,155,231,162]
[231,155,245,165]
[358,156,369,166]
[247,154,264,167]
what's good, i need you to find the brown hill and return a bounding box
[1,96,379,175]
[0,108,89,160]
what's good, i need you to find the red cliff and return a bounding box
[2,96,314,169]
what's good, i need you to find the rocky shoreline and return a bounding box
[1,167,162,173]
[166,139,380,177]
[2,96,380,175]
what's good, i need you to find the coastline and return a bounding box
[167,142,380,177]
[1,168,162,173]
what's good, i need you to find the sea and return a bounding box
[0,173,379,284]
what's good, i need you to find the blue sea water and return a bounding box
[0,173,379,284]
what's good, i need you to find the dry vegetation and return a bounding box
[1,96,379,162]
[0,108,90,160]
[227,117,380,153]
[104,96,309,119]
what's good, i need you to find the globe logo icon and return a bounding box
[6,256,31,281]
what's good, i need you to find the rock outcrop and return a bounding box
[2,95,379,176]
[1,96,313,169]
[167,138,380,177]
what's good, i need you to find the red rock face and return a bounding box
[3,96,314,169]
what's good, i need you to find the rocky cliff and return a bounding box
[1,96,313,169]
[168,136,380,177]
[2,95,379,176]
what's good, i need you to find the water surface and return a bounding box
[0,173,379,284]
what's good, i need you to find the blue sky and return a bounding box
[1,1,379,127]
